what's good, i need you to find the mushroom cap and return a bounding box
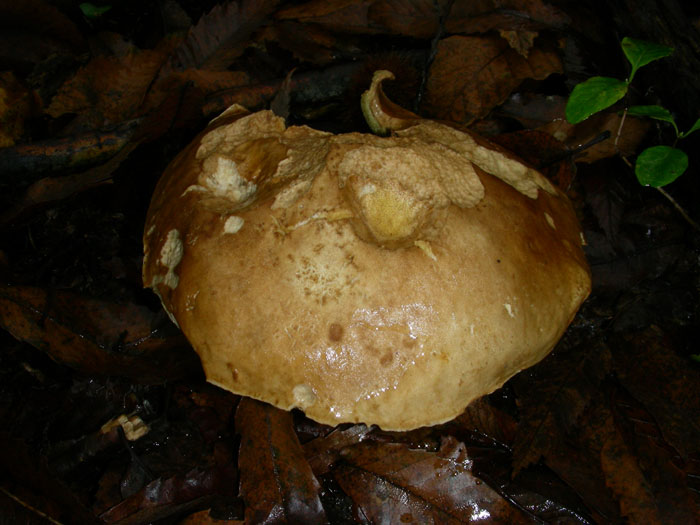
[143,104,590,431]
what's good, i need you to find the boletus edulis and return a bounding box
[143,71,591,431]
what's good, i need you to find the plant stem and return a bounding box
[614,108,628,153]
[656,186,700,232]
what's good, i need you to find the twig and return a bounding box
[0,486,65,525]
[656,186,700,232]
[614,108,628,152]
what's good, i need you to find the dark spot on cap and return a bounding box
[380,351,394,366]
[329,322,344,342]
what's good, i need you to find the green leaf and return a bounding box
[621,37,673,81]
[679,117,700,139]
[627,105,678,135]
[627,105,674,122]
[635,146,688,187]
[565,76,628,124]
[79,2,112,18]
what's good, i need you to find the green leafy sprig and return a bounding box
[565,37,699,188]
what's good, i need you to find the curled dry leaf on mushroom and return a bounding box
[142,70,591,431]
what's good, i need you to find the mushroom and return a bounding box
[143,71,591,431]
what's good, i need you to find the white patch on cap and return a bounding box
[223,215,244,234]
[204,156,257,203]
[155,229,184,289]
[544,212,556,229]
[271,177,314,209]
[504,303,515,318]
[414,240,437,261]
[293,384,317,409]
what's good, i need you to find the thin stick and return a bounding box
[656,186,700,232]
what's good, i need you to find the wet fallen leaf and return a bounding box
[511,339,612,476]
[164,0,279,74]
[540,112,651,163]
[499,29,538,57]
[335,438,531,523]
[611,326,700,459]
[236,398,326,524]
[47,45,171,128]
[99,467,227,524]
[0,285,197,381]
[445,397,518,449]
[0,141,138,226]
[277,0,568,39]
[423,34,562,125]
[0,71,34,147]
[275,0,376,35]
[367,0,446,39]
[446,0,569,34]
[0,0,85,68]
[262,20,362,65]
[610,386,698,523]
[303,424,371,476]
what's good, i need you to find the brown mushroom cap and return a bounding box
[143,79,590,430]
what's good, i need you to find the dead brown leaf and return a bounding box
[99,467,226,524]
[611,326,700,459]
[610,387,698,524]
[335,439,531,523]
[540,112,651,163]
[422,34,562,125]
[600,410,666,524]
[446,0,569,34]
[367,0,446,39]
[0,285,196,381]
[0,0,85,67]
[499,29,538,57]
[47,47,169,127]
[236,398,326,524]
[164,0,279,74]
[0,71,34,147]
[276,0,567,39]
[511,340,612,476]
[303,424,371,476]
[275,0,375,35]
[261,20,362,65]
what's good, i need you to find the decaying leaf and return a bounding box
[423,34,562,125]
[0,285,196,381]
[335,438,529,523]
[446,0,569,34]
[277,0,568,39]
[47,48,169,127]
[99,467,226,524]
[275,0,376,35]
[0,0,85,65]
[610,387,698,524]
[0,71,34,147]
[499,29,538,57]
[165,0,280,73]
[611,326,700,459]
[511,339,612,475]
[540,112,651,163]
[303,424,371,476]
[236,398,327,524]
